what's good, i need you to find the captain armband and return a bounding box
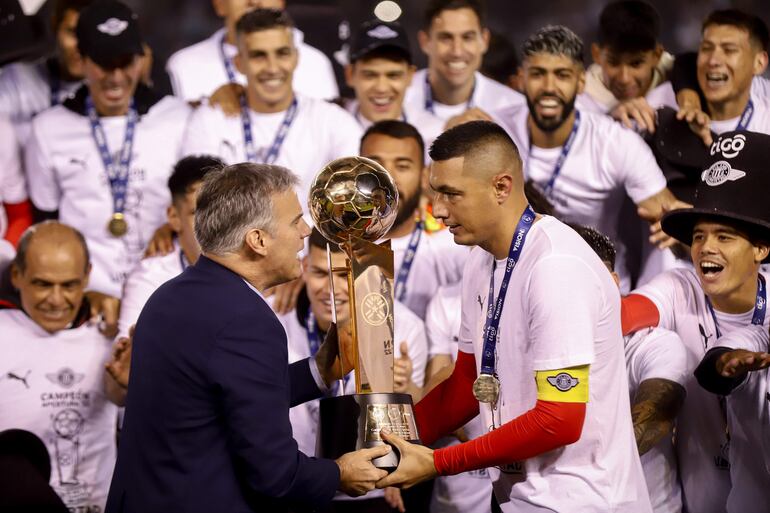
[535,365,590,403]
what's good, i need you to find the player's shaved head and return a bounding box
[429,120,523,182]
[13,222,90,274]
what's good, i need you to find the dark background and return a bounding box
[4,0,769,95]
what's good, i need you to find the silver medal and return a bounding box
[473,373,500,405]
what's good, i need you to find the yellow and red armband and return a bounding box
[535,365,590,403]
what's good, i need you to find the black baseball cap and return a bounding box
[76,0,144,69]
[662,130,770,259]
[349,20,412,64]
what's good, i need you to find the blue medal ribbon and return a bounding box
[479,205,536,376]
[705,274,766,340]
[85,96,137,220]
[305,309,321,356]
[528,111,581,197]
[179,249,190,271]
[220,35,298,164]
[394,220,423,302]
[424,73,475,114]
[735,99,754,131]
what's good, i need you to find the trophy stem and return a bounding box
[345,251,363,394]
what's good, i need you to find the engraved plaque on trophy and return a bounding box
[308,156,421,470]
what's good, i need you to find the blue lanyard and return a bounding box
[736,99,754,131]
[179,249,190,271]
[480,205,536,376]
[394,221,423,302]
[50,77,61,107]
[705,275,766,340]
[305,309,321,356]
[527,111,581,197]
[424,73,475,114]
[220,35,299,164]
[86,96,137,217]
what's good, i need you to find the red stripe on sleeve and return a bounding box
[3,200,33,247]
[414,350,479,446]
[621,294,660,336]
[433,400,586,476]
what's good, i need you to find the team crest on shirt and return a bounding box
[367,25,399,39]
[46,368,85,389]
[98,17,129,36]
[701,161,746,187]
[547,372,579,392]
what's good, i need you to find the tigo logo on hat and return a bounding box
[97,17,128,36]
[710,134,747,159]
[367,25,399,39]
[701,160,746,186]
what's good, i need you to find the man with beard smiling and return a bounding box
[182,8,360,215]
[491,25,680,292]
[25,0,191,305]
[623,130,770,513]
[360,120,467,320]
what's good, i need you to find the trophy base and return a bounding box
[317,392,421,472]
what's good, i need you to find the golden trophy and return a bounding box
[308,156,421,470]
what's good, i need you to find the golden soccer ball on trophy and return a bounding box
[308,156,399,244]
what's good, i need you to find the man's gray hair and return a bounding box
[522,25,584,65]
[194,163,299,255]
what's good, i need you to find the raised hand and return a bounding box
[717,349,770,378]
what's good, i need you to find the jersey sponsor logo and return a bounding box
[546,372,579,392]
[5,370,31,388]
[701,160,746,187]
[97,17,129,36]
[710,134,746,159]
[367,25,399,39]
[46,367,85,389]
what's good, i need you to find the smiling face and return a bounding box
[691,220,769,310]
[346,57,414,122]
[591,44,662,101]
[522,52,584,132]
[84,55,142,116]
[418,7,489,90]
[304,245,350,332]
[56,8,85,80]
[697,24,767,115]
[11,235,90,334]
[236,26,298,113]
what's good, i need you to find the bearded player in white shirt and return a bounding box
[181,8,361,211]
[165,0,337,102]
[488,25,680,292]
[695,323,770,513]
[25,0,191,303]
[376,121,650,513]
[116,155,223,339]
[403,0,524,144]
[0,222,126,512]
[622,130,770,513]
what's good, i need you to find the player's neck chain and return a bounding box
[473,205,536,427]
[85,95,137,238]
[527,111,581,198]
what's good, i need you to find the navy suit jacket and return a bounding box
[105,256,339,513]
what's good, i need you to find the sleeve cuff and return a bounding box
[308,356,329,393]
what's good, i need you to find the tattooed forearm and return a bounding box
[631,378,686,456]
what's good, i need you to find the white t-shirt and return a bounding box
[0,60,81,144]
[425,282,493,513]
[118,245,186,339]
[403,69,525,148]
[625,327,689,513]
[0,309,118,512]
[25,91,191,298]
[0,115,27,240]
[633,267,770,513]
[389,226,467,320]
[459,216,650,513]
[492,105,667,293]
[181,94,361,210]
[711,324,770,513]
[647,77,770,136]
[166,27,338,102]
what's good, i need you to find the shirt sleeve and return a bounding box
[0,117,27,205]
[326,106,363,160]
[425,285,460,359]
[527,255,602,370]
[180,105,230,161]
[24,118,61,212]
[631,270,683,331]
[634,328,690,385]
[608,124,668,204]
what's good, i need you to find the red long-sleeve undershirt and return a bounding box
[414,351,586,476]
[3,200,33,247]
[621,294,660,335]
